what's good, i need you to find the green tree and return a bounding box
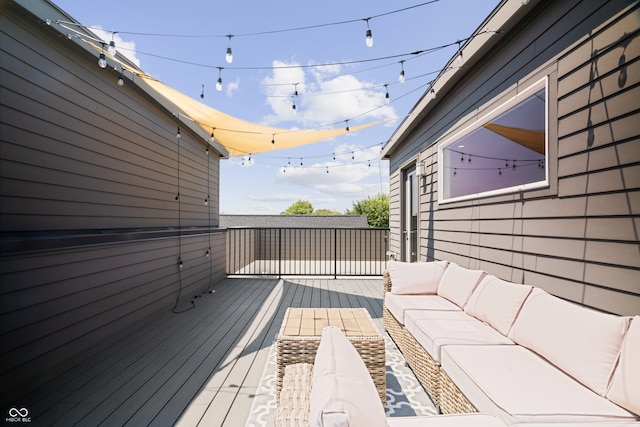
[281,200,313,215]
[313,208,342,215]
[346,194,389,228]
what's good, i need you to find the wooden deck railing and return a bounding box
[226,227,389,277]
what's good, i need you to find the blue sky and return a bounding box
[53,0,498,214]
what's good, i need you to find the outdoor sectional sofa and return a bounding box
[274,321,639,427]
[383,260,640,426]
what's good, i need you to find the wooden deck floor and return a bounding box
[26,277,384,426]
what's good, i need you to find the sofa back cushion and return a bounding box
[388,260,449,295]
[607,316,640,415]
[310,326,387,427]
[509,288,630,396]
[465,275,533,336]
[437,263,486,308]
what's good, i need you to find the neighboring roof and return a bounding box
[220,215,370,229]
[381,0,539,158]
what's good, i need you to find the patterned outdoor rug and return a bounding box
[245,332,438,426]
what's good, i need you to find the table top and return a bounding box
[280,307,380,338]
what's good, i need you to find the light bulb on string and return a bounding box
[345,120,350,134]
[398,60,405,83]
[216,67,223,91]
[271,134,276,145]
[456,41,464,66]
[176,126,181,139]
[210,128,215,143]
[384,84,390,104]
[293,83,299,97]
[108,39,117,56]
[430,87,436,100]
[364,18,373,47]
[117,72,124,86]
[98,44,107,68]
[200,84,205,100]
[225,35,233,63]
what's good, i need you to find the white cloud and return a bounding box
[248,193,308,202]
[261,60,396,128]
[92,27,141,68]
[274,142,388,198]
[226,77,240,97]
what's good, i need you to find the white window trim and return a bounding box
[438,76,549,204]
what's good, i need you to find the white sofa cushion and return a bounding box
[309,326,387,427]
[437,263,486,308]
[607,315,640,416]
[465,275,533,336]
[386,293,461,325]
[405,310,513,363]
[441,344,639,425]
[509,288,630,396]
[387,413,507,427]
[388,260,449,295]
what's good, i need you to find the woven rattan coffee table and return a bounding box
[276,307,386,404]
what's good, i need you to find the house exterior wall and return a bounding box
[0,1,226,402]
[386,0,639,315]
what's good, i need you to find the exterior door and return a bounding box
[402,166,418,262]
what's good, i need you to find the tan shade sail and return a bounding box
[141,76,386,157]
[483,123,545,154]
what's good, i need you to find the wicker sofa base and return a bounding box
[439,367,478,414]
[383,271,478,414]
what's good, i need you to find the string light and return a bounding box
[398,60,405,83]
[429,87,436,99]
[98,43,107,68]
[200,84,205,99]
[345,120,350,133]
[364,18,373,47]
[108,32,117,55]
[456,40,464,66]
[117,71,124,86]
[176,126,181,139]
[384,84,390,104]
[225,35,233,63]
[271,134,275,145]
[216,67,223,91]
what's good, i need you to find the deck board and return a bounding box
[21,276,384,426]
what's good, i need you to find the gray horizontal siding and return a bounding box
[387,0,640,315]
[1,1,227,406]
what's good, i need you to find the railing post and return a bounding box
[334,228,337,279]
[278,228,282,279]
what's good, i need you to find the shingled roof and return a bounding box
[219,214,370,228]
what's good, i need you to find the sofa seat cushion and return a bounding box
[385,293,461,325]
[405,310,513,364]
[465,275,533,336]
[387,413,507,427]
[509,288,630,396]
[310,326,387,427]
[440,345,639,425]
[607,315,640,416]
[388,260,449,295]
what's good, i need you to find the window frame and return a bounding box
[438,76,549,204]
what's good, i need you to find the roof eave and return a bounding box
[381,0,540,159]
